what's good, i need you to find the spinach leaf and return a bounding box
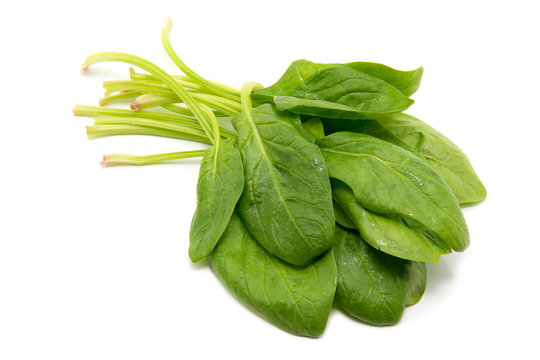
[320,113,487,205]
[404,261,427,306]
[189,138,244,262]
[318,132,469,253]
[252,60,415,120]
[208,213,337,338]
[301,117,326,140]
[333,199,357,230]
[232,103,335,266]
[333,226,408,326]
[345,62,424,96]
[332,179,450,262]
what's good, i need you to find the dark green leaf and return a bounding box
[208,213,337,338]
[189,138,244,262]
[333,226,408,326]
[252,60,415,120]
[320,113,487,205]
[232,104,335,266]
[318,132,469,253]
[332,179,450,262]
[404,261,427,306]
[333,199,357,230]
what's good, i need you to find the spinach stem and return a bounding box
[161,18,241,101]
[86,124,212,143]
[240,82,264,118]
[99,91,140,106]
[73,105,237,138]
[92,116,210,139]
[101,149,206,166]
[82,51,216,143]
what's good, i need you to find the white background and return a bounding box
[1,1,538,359]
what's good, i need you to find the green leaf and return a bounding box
[332,179,450,262]
[252,60,415,120]
[333,226,408,326]
[404,261,427,306]
[189,138,244,262]
[318,132,469,253]
[345,62,424,96]
[333,199,357,230]
[301,118,326,140]
[320,113,487,205]
[232,103,335,266]
[208,213,337,338]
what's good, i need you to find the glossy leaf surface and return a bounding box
[332,179,450,262]
[208,213,337,337]
[252,60,416,120]
[189,138,244,262]
[318,132,469,252]
[233,104,335,266]
[404,261,427,306]
[320,113,487,205]
[333,226,408,325]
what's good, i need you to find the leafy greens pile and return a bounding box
[74,19,486,337]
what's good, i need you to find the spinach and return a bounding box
[208,213,337,338]
[334,226,414,325]
[189,138,244,262]
[331,179,450,262]
[404,261,427,306]
[318,132,469,253]
[301,117,326,140]
[75,19,486,336]
[319,113,487,205]
[232,101,335,266]
[252,60,418,120]
[333,198,357,230]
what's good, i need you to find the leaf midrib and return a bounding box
[243,109,312,251]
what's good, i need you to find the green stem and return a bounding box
[73,105,237,138]
[126,90,240,116]
[103,80,173,97]
[161,18,241,101]
[86,124,211,144]
[129,68,206,92]
[241,81,264,117]
[102,149,206,166]
[99,91,140,106]
[93,116,211,139]
[191,93,241,113]
[82,51,215,143]
[131,93,176,111]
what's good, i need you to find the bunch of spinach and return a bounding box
[74,19,486,337]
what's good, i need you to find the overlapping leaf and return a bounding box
[208,213,337,337]
[252,60,420,119]
[189,138,244,262]
[332,179,450,262]
[318,132,469,253]
[333,226,409,325]
[232,103,335,266]
[320,113,487,205]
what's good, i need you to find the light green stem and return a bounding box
[241,82,264,117]
[102,149,206,166]
[99,91,140,106]
[93,117,210,139]
[73,105,237,138]
[86,124,211,144]
[82,51,215,143]
[161,18,241,101]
